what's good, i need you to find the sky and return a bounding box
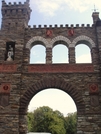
[0,0,101,26]
[0,0,101,116]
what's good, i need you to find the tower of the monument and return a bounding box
[92,12,100,24]
[92,11,101,64]
[1,0,31,31]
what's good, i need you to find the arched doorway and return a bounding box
[19,77,85,134]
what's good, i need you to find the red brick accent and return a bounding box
[68,29,74,36]
[0,64,17,72]
[46,29,53,37]
[28,64,94,73]
[89,83,99,94]
[0,83,11,94]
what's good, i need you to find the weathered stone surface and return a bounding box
[0,0,101,134]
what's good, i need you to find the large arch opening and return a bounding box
[30,44,46,64]
[75,44,91,63]
[28,88,77,115]
[27,88,77,133]
[19,77,85,134]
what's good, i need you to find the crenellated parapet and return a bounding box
[26,24,92,29]
[24,24,94,43]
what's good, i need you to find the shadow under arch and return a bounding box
[19,77,85,115]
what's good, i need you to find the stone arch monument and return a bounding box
[0,0,101,134]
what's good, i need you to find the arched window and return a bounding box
[30,45,46,64]
[52,44,69,63]
[75,44,91,63]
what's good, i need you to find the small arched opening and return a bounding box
[75,44,91,63]
[52,41,69,63]
[72,35,96,64]
[30,44,46,64]
[26,36,48,64]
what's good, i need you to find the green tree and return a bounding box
[27,112,34,132]
[27,106,77,134]
[64,112,77,134]
[28,106,66,134]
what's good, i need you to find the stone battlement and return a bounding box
[26,24,92,29]
[2,0,29,6]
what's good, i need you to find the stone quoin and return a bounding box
[0,0,101,134]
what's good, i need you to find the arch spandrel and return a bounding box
[72,35,96,49]
[51,36,71,48]
[26,36,48,49]
[19,77,85,114]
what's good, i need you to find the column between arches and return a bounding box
[46,47,52,64]
[69,45,75,64]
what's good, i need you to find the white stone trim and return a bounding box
[26,36,48,49]
[26,35,96,49]
[50,36,71,48]
[72,35,96,48]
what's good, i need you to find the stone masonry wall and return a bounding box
[19,72,101,134]
[0,0,101,134]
